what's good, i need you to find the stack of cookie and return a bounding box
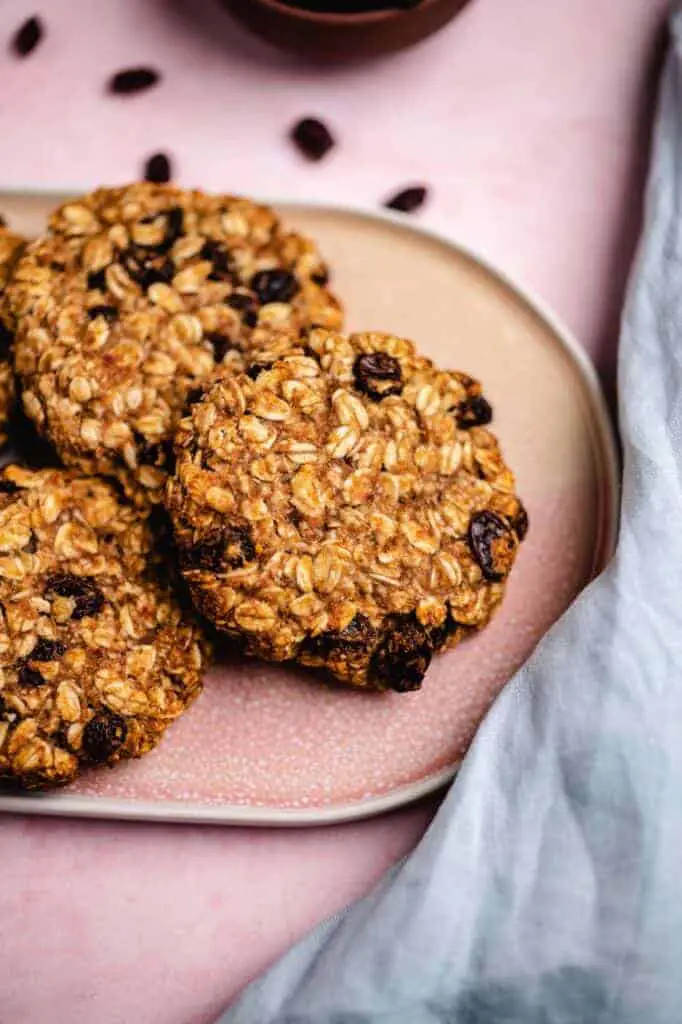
[0,183,526,789]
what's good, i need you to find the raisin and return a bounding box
[0,321,14,359]
[456,394,492,429]
[201,240,233,281]
[290,117,335,162]
[304,614,377,660]
[0,478,18,494]
[162,207,184,248]
[18,665,45,688]
[144,152,172,184]
[384,186,429,214]
[72,590,105,621]
[311,266,330,286]
[369,615,432,692]
[185,387,203,408]
[87,304,118,322]
[122,248,174,290]
[180,526,254,571]
[82,712,127,762]
[12,16,43,58]
[0,694,6,715]
[250,269,299,305]
[133,433,173,469]
[87,268,107,291]
[205,332,233,363]
[246,363,269,380]
[227,293,258,327]
[50,261,65,272]
[29,638,66,661]
[108,67,160,95]
[510,503,529,542]
[353,351,402,401]
[45,574,106,620]
[468,510,516,581]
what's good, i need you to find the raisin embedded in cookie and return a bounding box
[0,226,27,446]
[7,183,343,507]
[0,465,209,788]
[166,328,527,692]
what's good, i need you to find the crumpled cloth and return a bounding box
[219,14,682,1023]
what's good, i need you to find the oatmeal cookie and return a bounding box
[7,183,342,506]
[0,225,26,446]
[167,328,527,691]
[0,465,209,788]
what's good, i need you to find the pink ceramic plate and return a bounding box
[0,194,618,826]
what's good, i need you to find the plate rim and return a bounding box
[0,191,620,827]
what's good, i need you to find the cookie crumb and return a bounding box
[384,186,429,214]
[11,16,43,58]
[144,152,172,184]
[108,67,161,95]
[291,118,335,162]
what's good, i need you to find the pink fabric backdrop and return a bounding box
[0,1,666,1021]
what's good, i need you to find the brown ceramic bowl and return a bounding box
[222,0,474,61]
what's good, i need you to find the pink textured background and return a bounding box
[0,1,665,1021]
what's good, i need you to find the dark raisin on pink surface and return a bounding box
[468,510,514,580]
[384,186,428,214]
[0,478,19,494]
[87,304,118,322]
[510,503,529,541]
[204,332,233,363]
[82,712,127,762]
[456,394,492,429]
[144,152,172,184]
[353,351,403,401]
[0,321,14,359]
[290,118,335,162]
[304,614,377,660]
[18,665,45,688]
[12,16,43,58]
[369,614,432,692]
[29,638,66,661]
[250,269,299,305]
[108,67,160,95]
[87,268,107,291]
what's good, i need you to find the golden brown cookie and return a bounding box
[7,184,343,507]
[0,465,209,788]
[0,225,26,446]
[167,328,527,691]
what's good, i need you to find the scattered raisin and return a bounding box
[369,614,432,692]
[246,363,269,380]
[133,433,173,470]
[87,268,107,291]
[204,332,233,363]
[12,16,43,58]
[45,574,106,620]
[384,186,429,214]
[181,526,254,571]
[82,712,127,762]
[227,292,258,327]
[0,321,14,359]
[311,266,330,286]
[456,394,492,429]
[290,117,335,162]
[29,638,66,661]
[250,269,299,305]
[87,304,118,322]
[50,261,65,272]
[510,503,529,542]
[0,479,19,494]
[108,67,161,95]
[468,510,516,581]
[304,614,377,660]
[18,665,45,688]
[144,152,172,184]
[201,239,233,281]
[122,248,174,290]
[353,351,403,401]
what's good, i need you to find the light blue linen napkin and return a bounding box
[220,14,681,1022]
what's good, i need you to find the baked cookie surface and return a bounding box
[8,184,342,506]
[0,465,208,788]
[0,226,26,446]
[167,329,527,691]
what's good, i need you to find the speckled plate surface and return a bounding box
[0,193,618,826]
